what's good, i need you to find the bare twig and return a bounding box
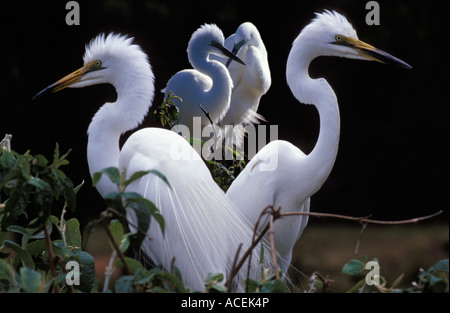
[44,223,60,293]
[106,207,154,241]
[198,104,214,127]
[354,222,368,254]
[198,103,217,154]
[0,134,12,153]
[224,206,442,291]
[101,212,131,275]
[103,249,117,292]
[226,206,280,290]
[59,204,68,247]
[170,257,176,274]
[279,210,443,225]
[227,243,242,293]
[269,217,279,280]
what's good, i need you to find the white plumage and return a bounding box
[227,10,410,273]
[34,32,274,291]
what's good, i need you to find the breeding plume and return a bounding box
[33,33,274,291]
[226,10,411,273]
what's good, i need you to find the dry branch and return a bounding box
[225,206,443,290]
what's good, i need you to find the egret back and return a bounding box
[226,140,310,272]
[119,128,272,291]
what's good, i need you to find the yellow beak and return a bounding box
[336,36,412,69]
[33,60,102,100]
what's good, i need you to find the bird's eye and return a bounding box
[335,35,343,42]
[95,60,102,67]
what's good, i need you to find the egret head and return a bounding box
[33,33,154,99]
[233,22,260,52]
[296,10,411,68]
[224,22,262,67]
[187,23,246,66]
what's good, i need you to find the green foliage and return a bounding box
[0,145,93,292]
[245,269,286,293]
[406,259,449,293]
[153,91,180,128]
[1,141,446,293]
[114,266,188,293]
[207,148,246,192]
[1,144,76,230]
[91,166,167,251]
[341,256,449,293]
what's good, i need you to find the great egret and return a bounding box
[33,33,273,291]
[226,10,411,274]
[163,24,245,139]
[213,22,271,148]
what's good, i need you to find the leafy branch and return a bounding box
[153,91,181,128]
[1,141,94,292]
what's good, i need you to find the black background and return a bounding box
[3,0,449,226]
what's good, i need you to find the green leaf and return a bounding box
[20,267,42,293]
[114,275,134,293]
[7,225,30,238]
[245,278,260,293]
[390,273,405,289]
[52,144,71,169]
[28,177,53,211]
[1,184,30,229]
[93,167,121,187]
[82,218,101,250]
[109,219,124,246]
[205,272,227,293]
[428,259,449,273]
[206,272,224,283]
[260,279,286,293]
[73,180,84,194]
[146,169,171,189]
[4,240,35,269]
[126,194,165,236]
[78,251,96,293]
[160,270,187,292]
[68,251,96,293]
[124,169,171,189]
[342,259,364,276]
[126,198,152,250]
[346,278,366,293]
[123,170,153,188]
[26,239,47,257]
[0,258,14,282]
[115,257,144,274]
[28,176,51,191]
[173,265,184,282]
[103,192,125,213]
[108,219,130,253]
[0,150,18,189]
[31,154,49,168]
[51,168,76,212]
[65,218,82,250]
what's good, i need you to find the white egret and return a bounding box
[163,24,245,138]
[214,22,271,148]
[226,10,411,274]
[33,33,274,291]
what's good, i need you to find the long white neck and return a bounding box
[286,39,340,195]
[190,53,233,123]
[87,75,153,197]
